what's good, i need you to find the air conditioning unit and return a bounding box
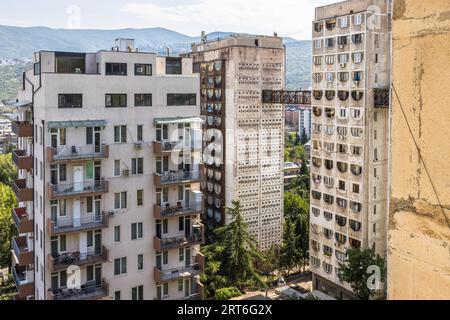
[340,63,347,68]
[123,169,131,176]
[134,142,144,150]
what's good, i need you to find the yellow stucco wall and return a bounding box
[389,0,450,300]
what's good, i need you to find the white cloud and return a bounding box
[121,0,336,39]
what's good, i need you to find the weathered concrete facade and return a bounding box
[388,0,450,300]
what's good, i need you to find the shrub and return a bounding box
[214,287,242,300]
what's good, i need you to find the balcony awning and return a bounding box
[48,120,107,129]
[154,117,204,125]
[2,99,33,109]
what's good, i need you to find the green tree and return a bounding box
[283,192,310,273]
[339,248,386,300]
[0,154,17,185]
[201,201,266,297]
[280,219,300,277]
[300,128,309,145]
[214,287,242,300]
[0,183,18,271]
[221,201,265,289]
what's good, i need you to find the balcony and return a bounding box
[47,279,109,300]
[154,201,203,219]
[12,150,33,170]
[12,179,33,202]
[154,168,202,187]
[12,236,33,266]
[154,224,205,251]
[47,246,109,273]
[11,121,33,137]
[47,145,109,162]
[154,253,205,284]
[47,213,109,236]
[153,140,202,155]
[48,180,109,199]
[12,266,34,298]
[12,207,34,234]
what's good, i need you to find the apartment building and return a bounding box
[186,35,285,251]
[309,0,391,299]
[388,0,450,300]
[7,39,205,300]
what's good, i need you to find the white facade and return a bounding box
[9,40,205,300]
[298,107,312,139]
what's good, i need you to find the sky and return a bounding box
[0,0,338,40]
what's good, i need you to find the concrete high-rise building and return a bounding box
[186,35,286,251]
[7,39,206,300]
[388,0,450,300]
[298,106,312,139]
[309,0,391,299]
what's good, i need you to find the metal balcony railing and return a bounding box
[48,279,109,300]
[48,145,109,162]
[154,201,203,218]
[48,180,109,198]
[48,212,108,235]
[154,170,201,186]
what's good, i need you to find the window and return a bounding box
[353,184,360,194]
[58,94,82,108]
[179,248,185,262]
[114,291,121,300]
[135,64,152,76]
[135,94,152,107]
[156,283,169,299]
[106,94,127,108]
[166,58,182,74]
[314,39,322,49]
[56,52,85,73]
[114,192,127,209]
[167,94,196,106]
[338,54,349,64]
[136,125,143,142]
[34,62,41,75]
[40,161,43,180]
[131,222,143,240]
[131,158,144,175]
[354,14,362,26]
[114,160,121,176]
[114,226,121,243]
[114,125,127,143]
[106,63,127,75]
[324,211,333,221]
[338,180,346,191]
[313,56,322,65]
[132,285,144,300]
[114,257,127,275]
[137,189,143,206]
[137,254,144,271]
[178,279,184,292]
[352,52,363,64]
[325,38,334,48]
[325,55,335,65]
[339,16,349,28]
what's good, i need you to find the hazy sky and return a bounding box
[0,0,338,39]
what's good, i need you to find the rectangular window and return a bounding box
[178,279,183,292]
[34,62,41,75]
[373,223,377,233]
[114,291,121,300]
[58,94,82,108]
[135,94,152,107]
[59,164,67,182]
[114,257,127,275]
[374,204,377,215]
[114,192,127,209]
[137,125,143,142]
[137,254,144,271]
[166,58,182,74]
[131,222,143,240]
[179,216,184,231]
[132,158,144,175]
[132,285,144,300]
[135,64,152,76]
[353,184,360,194]
[137,189,143,206]
[167,94,196,106]
[179,248,184,262]
[106,94,127,108]
[114,126,127,143]
[114,160,121,176]
[105,63,127,76]
[114,226,121,243]
[56,52,85,73]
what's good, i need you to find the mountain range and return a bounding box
[0,25,311,101]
